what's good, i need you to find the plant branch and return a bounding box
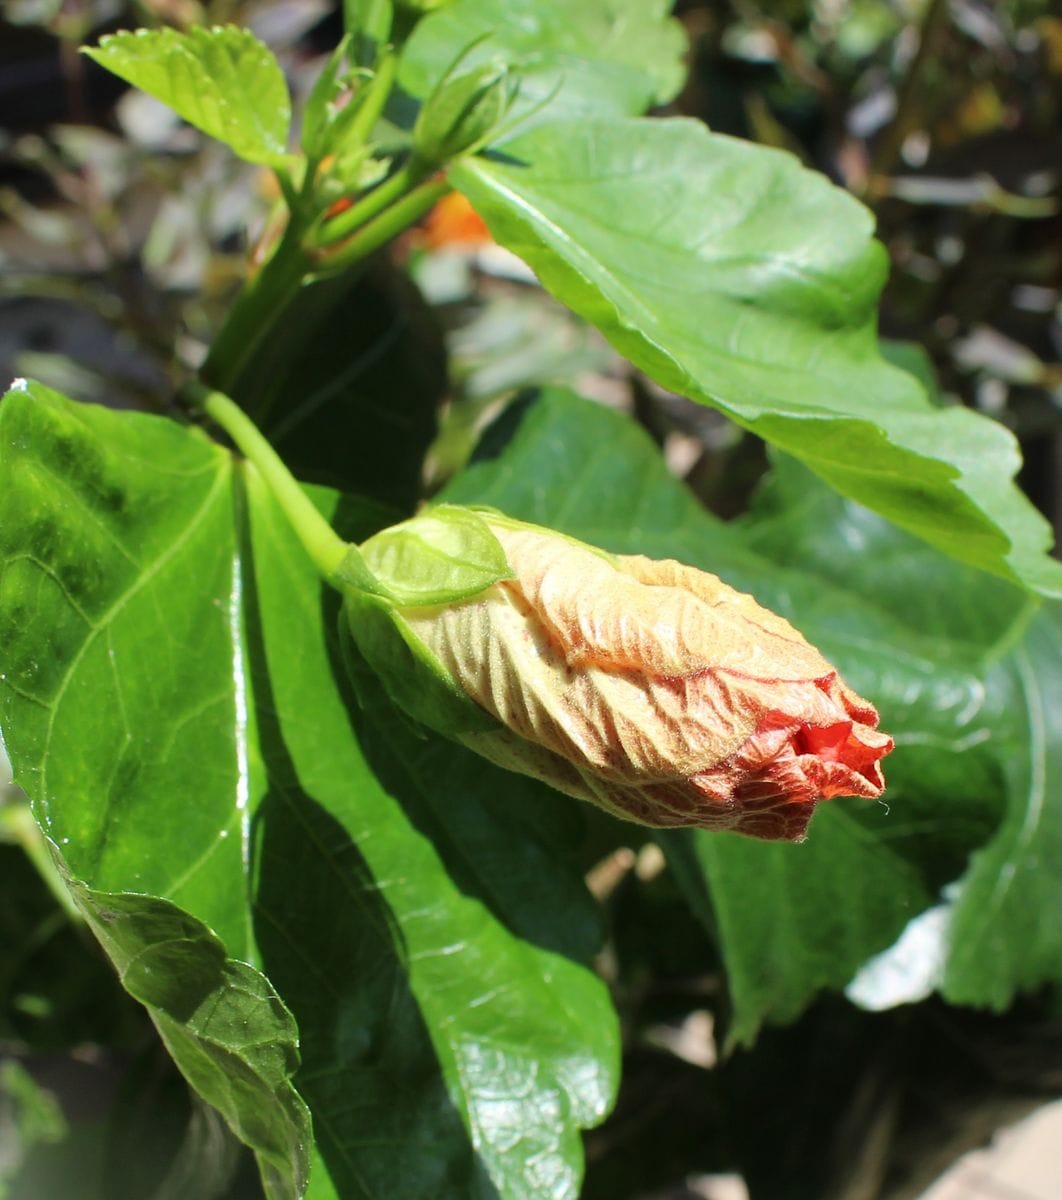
[312,152,433,247]
[312,175,450,274]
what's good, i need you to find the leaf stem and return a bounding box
[191,385,349,579]
[312,151,432,248]
[313,175,450,274]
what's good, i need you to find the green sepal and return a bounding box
[340,590,501,736]
[358,503,513,605]
[336,599,428,742]
[412,60,514,165]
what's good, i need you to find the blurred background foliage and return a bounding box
[1,2,1061,1197]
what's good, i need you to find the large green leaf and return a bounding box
[441,387,1055,1042]
[738,452,1036,660]
[451,119,1062,597]
[0,380,310,1196]
[244,468,618,1200]
[733,457,1062,1019]
[398,0,686,126]
[0,380,254,953]
[83,26,291,165]
[0,380,618,1199]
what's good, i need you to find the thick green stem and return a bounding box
[314,176,450,274]
[192,386,349,579]
[200,223,310,394]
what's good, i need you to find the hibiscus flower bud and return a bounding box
[339,507,892,842]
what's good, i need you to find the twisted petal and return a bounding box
[400,519,892,841]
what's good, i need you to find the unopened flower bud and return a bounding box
[340,507,892,842]
[412,61,513,165]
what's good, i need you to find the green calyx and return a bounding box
[335,503,513,737]
[341,591,501,737]
[351,504,514,605]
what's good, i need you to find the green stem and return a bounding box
[192,386,349,579]
[313,176,450,275]
[348,47,397,147]
[313,152,433,248]
[200,222,310,394]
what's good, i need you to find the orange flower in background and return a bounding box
[396,516,893,841]
[418,191,493,249]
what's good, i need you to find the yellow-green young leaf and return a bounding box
[452,119,1062,598]
[83,26,291,165]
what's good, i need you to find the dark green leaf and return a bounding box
[83,26,291,165]
[398,0,686,127]
[943,605,1062,1007]
[232,259,445,512]
[738,460,1062,1018]
[738,452,1035,659]
[451,119,1062,596]
[245,468,619,1199]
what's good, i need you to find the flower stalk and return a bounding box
[190,385,348,578]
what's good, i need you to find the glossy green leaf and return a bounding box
[246,469,618,1199]
[398,0,686,127]
[0,379,253,953]
[83,26,291,165]
[0,379,619,1199]
[734,457,1062,1017]
[451,119,1062,597]
[738,452,1035,661]
[360,504,512,604]
[0,379,310,1195]
[441,387,1054,1042]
